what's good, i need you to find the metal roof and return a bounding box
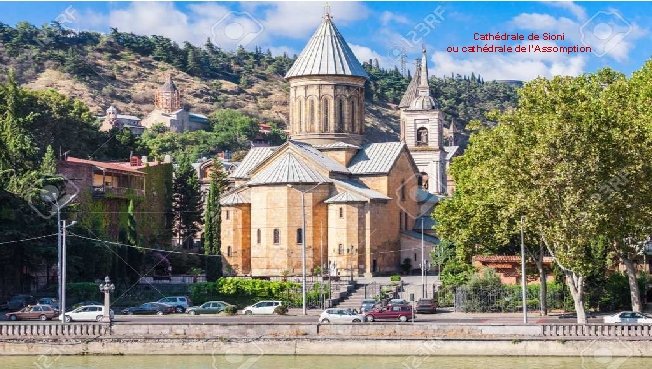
[290,140,350,174]
[332,179,390,201]
[313,142,360,150]
[220,192,250,206]
[248,152,332,185]
[324,191,368,204]
[400,230,439,245]
[347,142,405,174]
[285,14,368,79]
[399,59,421,108]
[230,147,277,179]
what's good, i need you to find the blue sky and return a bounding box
[2,1,651,80]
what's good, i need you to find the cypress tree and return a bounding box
[203,159,227,280]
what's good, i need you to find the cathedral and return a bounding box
[219,12,443,278]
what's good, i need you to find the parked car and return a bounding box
[37,298,59,311]
[387,298,409,307]
[72,301,102,310]
[365,305,415,322]
[319,308,364,324]
[360,299,377,313]
[243,300,282,315]
[604,311,652,324]
[59,305,114,322]
[156,296,192,313]
[121,302,174,315]
[415,298,437,314]
[187,301,232,315]
[5,304,57,321]
[5,294,36,311]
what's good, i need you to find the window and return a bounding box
[256,229,261,244]
[225,210,230,220]
[227,246,232,257]
[309,99,315,130]
[297,99,302,127]
[400,181,406,201]
[414,253,417,261]
[339,207,343,218]
[323,98,329,131]
[296,228,303,244]
[273,229,280,244]
[350,99,356,131]
[337,99,344,132]
[417,127,429,146]
[338,244,343,255]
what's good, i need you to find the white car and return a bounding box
[59,305,114,322]
[243,300,282,315]
[604,311,652,324]
[319,308,364,324]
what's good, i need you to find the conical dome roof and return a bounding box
[160,74,178,92]
[285,14,368,79]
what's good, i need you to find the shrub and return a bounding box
[441,259,474,288]
[390,274,401,282]
[274,304,288,315]
[223,305,238,315]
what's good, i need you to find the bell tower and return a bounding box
[155,74,181,113]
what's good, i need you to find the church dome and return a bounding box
[410,95,437,110]
[106,105,118,114]
[285,13,368,79]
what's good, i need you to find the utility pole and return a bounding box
[57,209,62,325]
[421,218,425,299]
[520,216,528,324]
[300,191,307,316]
[62,219,67,323]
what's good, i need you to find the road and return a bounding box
[0,308,605,324]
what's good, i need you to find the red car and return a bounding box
[365,305,415,322]
[5,304,58,321]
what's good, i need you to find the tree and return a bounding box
[203,159,228,281]
[431,239,455,276]
[172,154,202,249]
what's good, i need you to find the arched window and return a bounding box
[297,99,303,130]
[421,172,429,190]
[256,229,261,244]
[323,98,329,131]
[339,207,343,218]
[417,127,429,146]
[225,210,230,220]
[227,246,232,257]
[337,99,344,132]
[309,99,315,131]
[350,99,356,132]
[296,228,303,244]
[400,180,406,201]
[273,228,280,244]
[338,244,343,255]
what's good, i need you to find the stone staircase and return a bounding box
[333,284,371,310]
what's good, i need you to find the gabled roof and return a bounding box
[313,142,360,150]
[285,14,368,79]
[230,147,277,179]
[220,192,250,206]
[332,178,390,201]
[290,140,350,174]
[248,152,331,185]
[324,191,368,204]
[347,142,406,175]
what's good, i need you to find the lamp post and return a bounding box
[99,276,115,323]
[520,216,528,324]
[287,181,324,316]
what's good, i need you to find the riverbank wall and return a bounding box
[1,322,651,356]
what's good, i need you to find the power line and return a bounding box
[69,233,219,257]
[0,233,58,245]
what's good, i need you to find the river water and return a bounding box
[2,355,652,369]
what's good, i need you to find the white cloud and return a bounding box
[379,11,410,26]
[545,1,587,21]
[266,45,299,57]
[109,2,194,43]
[260,2,369,39]
[430,51,587,81]
[349,43,396,69]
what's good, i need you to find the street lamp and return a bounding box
[99,276,115,323]
[287,181,324,316]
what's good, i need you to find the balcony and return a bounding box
[92,185,144,199]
